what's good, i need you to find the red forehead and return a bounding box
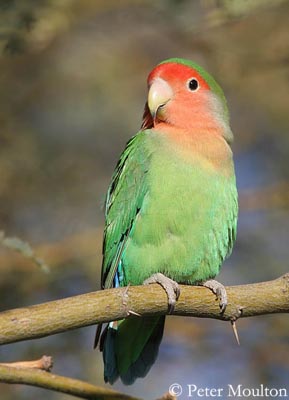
[147,62,210,90]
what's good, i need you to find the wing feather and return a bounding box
[101,131,151,289]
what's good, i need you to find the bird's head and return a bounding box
[142,58,232,143]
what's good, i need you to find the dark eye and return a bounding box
[188,78,199,91]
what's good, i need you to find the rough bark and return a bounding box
[1,273,289,345]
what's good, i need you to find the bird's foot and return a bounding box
[201,279,227,313]
[143,273,180,314]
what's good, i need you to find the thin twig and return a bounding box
[0,355,53,371]
[0,231,50,273]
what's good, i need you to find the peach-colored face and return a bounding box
[147,62,218,131]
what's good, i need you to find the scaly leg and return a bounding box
[202,279,227,312]
[144,273,180,314]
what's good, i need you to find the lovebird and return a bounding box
[95,58,238,385]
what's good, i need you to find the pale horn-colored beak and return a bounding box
[148,77,173,122]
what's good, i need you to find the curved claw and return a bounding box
[143,273,180,314]
[202,279,228,313]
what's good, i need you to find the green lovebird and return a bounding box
[95,58,238,385]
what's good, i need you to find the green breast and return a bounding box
[121,130,238,285]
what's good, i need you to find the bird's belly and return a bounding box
[121,160,235,286]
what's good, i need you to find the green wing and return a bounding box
[101,131,151,289]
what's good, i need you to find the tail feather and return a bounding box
[102,327,119,384]
[120,316,165,385]
[102,316,165,385]
[94,323,102,349]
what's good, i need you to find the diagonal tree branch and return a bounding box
[0,364,142,400]
[0,273,289,345]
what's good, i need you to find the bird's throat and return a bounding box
[153,124,234,178]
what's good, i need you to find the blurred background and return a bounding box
[0,0,289,398]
